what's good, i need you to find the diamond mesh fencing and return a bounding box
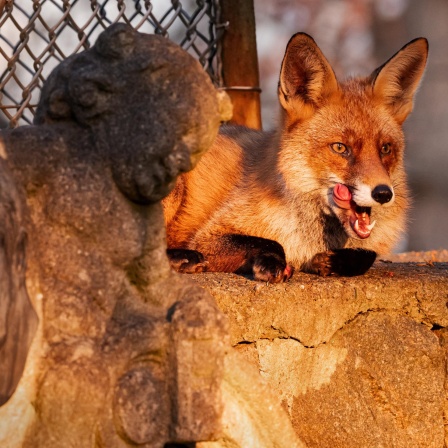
[0,0,226,127]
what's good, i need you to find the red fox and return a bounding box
[163,33,428,282]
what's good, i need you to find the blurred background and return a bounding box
[255,0,448,252]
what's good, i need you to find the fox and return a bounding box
[163,33,428,283]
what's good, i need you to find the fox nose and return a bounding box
[372,185,393,204]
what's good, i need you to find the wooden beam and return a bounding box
[0,0,7,17]
[220,0,262,129]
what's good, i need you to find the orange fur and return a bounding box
[163,33,428,281]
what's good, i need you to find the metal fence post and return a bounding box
[220,0,262,130]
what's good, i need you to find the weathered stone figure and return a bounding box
[0,24,299,447]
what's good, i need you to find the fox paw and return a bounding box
[309,251,335,277]
[252,254,294,283]
[167,249,208,273]
[309,248,377,277]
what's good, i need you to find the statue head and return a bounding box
[34,23,230,204]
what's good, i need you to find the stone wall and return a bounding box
[193,258,448,447]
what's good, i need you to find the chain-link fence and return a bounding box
[0,0,226,127]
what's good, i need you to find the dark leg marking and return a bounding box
[309,248,377,277]
[221,234,294,283]
[166,248,207,273]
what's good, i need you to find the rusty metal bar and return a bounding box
[220,0,262,129]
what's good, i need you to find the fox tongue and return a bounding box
[333,183,352,209]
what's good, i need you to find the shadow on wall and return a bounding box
[255,0,448,252]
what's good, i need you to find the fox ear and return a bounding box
[279,33,338,120]
[371,38,428,124]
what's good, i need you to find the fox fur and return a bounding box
[163,33,428,282]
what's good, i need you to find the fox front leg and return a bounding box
[200,234,294,283]
[167,248,208,273]
[308,248,377,277]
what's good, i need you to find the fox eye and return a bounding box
[330,142,349,155]
[381,143,392,155]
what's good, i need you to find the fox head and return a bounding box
[277,33,428,253]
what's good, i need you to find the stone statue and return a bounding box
[0,24,300,447]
